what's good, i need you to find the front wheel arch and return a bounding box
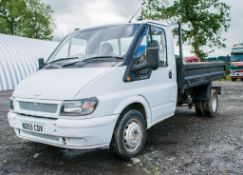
[118,102,147,126]
[113,96,152,128]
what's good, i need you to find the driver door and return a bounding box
[132,24,177,124]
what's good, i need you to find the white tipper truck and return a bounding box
[8,21,225,158]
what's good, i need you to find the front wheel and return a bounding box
[111,110,146,159]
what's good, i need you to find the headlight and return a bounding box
[60,97,98,116]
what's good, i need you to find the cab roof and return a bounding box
[130,20,170,27]
[76,20,169,33]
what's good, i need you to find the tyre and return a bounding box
[241,78,243,81]
[111,109,146,159]
[202,89,218,117]
[231,78,237,81]
[195,101,204,117]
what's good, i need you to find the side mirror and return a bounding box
[132,47,159,72]
[147,46,160,70]
[38,58,45,69]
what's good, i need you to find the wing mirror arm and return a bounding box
[132,62,150,72]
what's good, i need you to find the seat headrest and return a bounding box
[101,43,114,55]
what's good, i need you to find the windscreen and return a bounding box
[47,24,141,64]
[231,54,243,62]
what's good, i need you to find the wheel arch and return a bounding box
[114,96,152,128]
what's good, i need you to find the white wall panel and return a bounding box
[0,34,58,91]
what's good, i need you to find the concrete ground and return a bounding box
[0,82,243,175]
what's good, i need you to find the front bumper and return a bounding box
[230,71,243,79]
[230,75,243,79]
[8,112,119,149]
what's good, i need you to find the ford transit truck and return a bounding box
[230,43,243,81]
[8,21,225,158]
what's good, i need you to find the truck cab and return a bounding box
[8,21,225,158]
[230,43,243,81]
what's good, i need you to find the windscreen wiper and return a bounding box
[82,56,124,62]
[62,56,124,67]
[47,57,79,64]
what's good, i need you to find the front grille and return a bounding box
[18,101,58,113]
[20,130,60,142]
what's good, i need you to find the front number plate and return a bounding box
[22,122,44,133]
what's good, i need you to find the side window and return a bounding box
[150,26,167,66]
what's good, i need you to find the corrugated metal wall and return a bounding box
[0,34,58,91]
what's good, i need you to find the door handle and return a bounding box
[169,71,172,79]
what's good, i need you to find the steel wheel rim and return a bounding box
[212,94,217,112]
[123,119,143,152]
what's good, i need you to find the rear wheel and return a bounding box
[241,78,243,81]
[195,101,204,117]
[203,89,218,117]
[231,78,237,81]
[111,110,146,159]
[195,89,218,117]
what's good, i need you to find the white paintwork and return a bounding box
[8,23,178,150]
[13,68,112,100]
[8,112,119,149]
[0,34,58,91]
